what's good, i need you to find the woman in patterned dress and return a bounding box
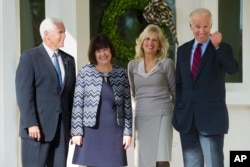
[71,33,132,167]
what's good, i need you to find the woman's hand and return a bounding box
[123,135,132,149]
[71,135,83,146]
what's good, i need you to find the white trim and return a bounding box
[226,0,250,105]
[0,0,20,166]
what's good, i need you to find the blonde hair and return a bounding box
[134,24,169,61]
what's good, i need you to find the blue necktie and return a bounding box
[52,53,63,89]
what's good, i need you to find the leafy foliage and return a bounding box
[101,0,150,66]
[101,0,176,67]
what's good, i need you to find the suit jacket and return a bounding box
[173,39,238,135]
[16,44,76,142]
[71,64,132,136]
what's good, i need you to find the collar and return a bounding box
[42,43,59,58]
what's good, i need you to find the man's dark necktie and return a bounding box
[52,53,63,89]
[191,43,202,80]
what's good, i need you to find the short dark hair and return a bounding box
[88,33,116,64]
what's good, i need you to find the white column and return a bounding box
[45,1,90,166]
[45,0,89,71]
[0,0,20,166]
[75,0,90,71]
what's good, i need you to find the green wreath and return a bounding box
[101,0,150,66]
[101,0,177,66]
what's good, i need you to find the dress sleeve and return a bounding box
[127,60,136,98]
[164,58,176,104]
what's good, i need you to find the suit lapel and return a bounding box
[38,45,58,77]
[183,41,194,82]
[59,50,69,92]
[195,41,214,81]
[39,45,62,92]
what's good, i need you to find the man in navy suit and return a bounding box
[16,17,76,167]
[173,8,238,167]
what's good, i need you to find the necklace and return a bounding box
[95,64,112,76]
[103,72,109,77]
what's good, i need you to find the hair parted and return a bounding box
[39,17,64,39]
[135,24,169,61]
[189,8,212,26]
[88,33,116,65]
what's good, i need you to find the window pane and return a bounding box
[20,0,45,53]
[219,0,242,82]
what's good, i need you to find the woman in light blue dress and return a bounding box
[128,24,176,167]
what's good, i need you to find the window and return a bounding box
[20,0,45,53]
[90,0,176,68]
[219,0,242,82]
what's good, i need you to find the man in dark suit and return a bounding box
[173,8,238,167]
[16,17,76,167]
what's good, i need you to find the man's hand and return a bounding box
[28,126,41,141]
[210,31,222,49]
